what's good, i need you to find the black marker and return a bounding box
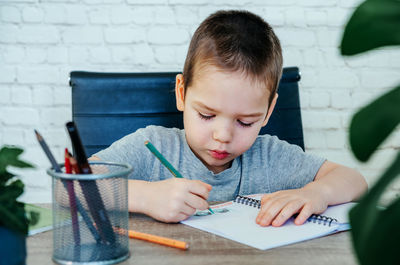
[34,129,102,244]
[66,121,115,244]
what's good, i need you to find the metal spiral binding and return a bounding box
[234,195,261,209]
[234,195,338,227]
[307,214,338,227]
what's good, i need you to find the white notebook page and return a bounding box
[182,199,354,250]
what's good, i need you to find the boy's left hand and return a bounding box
[255,184,328,227]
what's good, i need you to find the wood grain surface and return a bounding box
[27,207,359,265]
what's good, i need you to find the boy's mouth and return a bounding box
[210,150,229,160]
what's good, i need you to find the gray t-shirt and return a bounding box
[95,125,325,201]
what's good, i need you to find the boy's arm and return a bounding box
[312,161,367,204]
[90,155,212,223]
[256,160,368,227]
[128,178,211,222]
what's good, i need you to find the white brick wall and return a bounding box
[1,0,399,203]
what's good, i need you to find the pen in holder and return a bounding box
[47,161,132,265]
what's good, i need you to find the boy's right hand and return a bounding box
[141,178,212,223]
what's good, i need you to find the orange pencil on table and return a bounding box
[112,226,189,250]
[128,230,189,250]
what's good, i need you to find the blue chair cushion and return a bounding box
[70,67,303,156]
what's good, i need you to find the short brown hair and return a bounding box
[183,10,283,104]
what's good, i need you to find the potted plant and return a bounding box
[0,146,38,265]
[340,0,400,264]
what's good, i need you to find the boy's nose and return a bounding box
[213,122,233,143]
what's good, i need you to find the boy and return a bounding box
[93,10,367,227]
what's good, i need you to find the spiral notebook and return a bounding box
[181,195,355,250]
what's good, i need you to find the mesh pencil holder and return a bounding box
[47,161,133,265]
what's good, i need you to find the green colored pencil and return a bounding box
[145,140,183,178]
[144,140,214,214]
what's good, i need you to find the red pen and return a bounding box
[64,148,80,247]
[65,148,72,174]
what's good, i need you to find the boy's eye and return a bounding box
[198,112,214,120]
[237,120,253,128]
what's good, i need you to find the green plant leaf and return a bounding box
[0,180,24,202]
[27,210,40,226]
[0,171,15,185]
[0,146,34,174]
[0,145,34,235]
[0,201,28,235]
[349,151,400,265]
[340,0,400,55]
[349,85,400,162]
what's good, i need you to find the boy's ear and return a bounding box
[175,74,185,111]
[262,93,278,127]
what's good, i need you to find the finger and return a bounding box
[189,179,212,189]
[256,194,281,224]
[163,202,194,223]
[294,203,313,225]
[257,199,288,227]
[200,181,213,191]
[261,191,289,203]
[259,192,286,212]
[260,194,271,204]
[180,202,197,216]
[271,200,303,227]
[184,192,209,211]
[193,180,212,192]
[256,194,274,221]
[187,180,212,200]
[256,195,272,223]
[166,212,191,223]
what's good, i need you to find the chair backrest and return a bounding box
[70,67,303,156]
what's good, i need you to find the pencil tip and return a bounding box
[34,129,42,140]
[144,140,149,145]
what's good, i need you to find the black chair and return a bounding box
[70,67,303,156]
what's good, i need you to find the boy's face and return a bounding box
[176,65,277,174]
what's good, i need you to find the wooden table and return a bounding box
[27,211,359,265]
